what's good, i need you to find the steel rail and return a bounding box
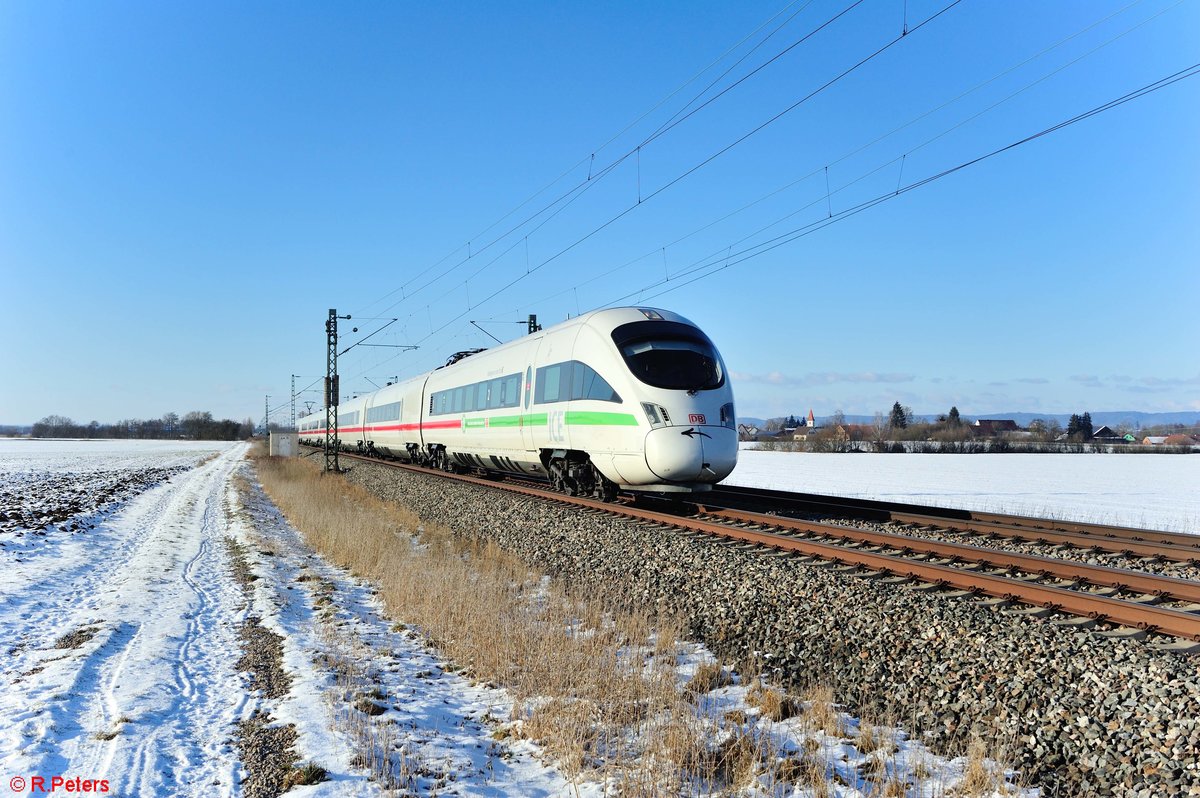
[889,512,1200,563]
[667,512,1200,642]
[331,452,1200,640]
[705,484,1200,563]
[696,507,1200,605]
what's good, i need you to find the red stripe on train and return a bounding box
[300,419,463,435]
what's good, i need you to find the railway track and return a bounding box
[705,484,1200,564]
[332,451,1200,648]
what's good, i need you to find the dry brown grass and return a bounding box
[871,776,911,797]
[686,661,732,695]
[708,731,759,789]
[746,682,804,722]
[803,684,847,737]
[250,453,1025,795]
[252,454,730,788]
[774,753,833,797]
[282,761,327,789]
[956,739,1007,796]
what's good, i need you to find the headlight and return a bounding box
[641,402,663,427]
[720,402,735,428]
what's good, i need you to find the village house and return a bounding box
[736,423,761,442]
[1090,425,1122,442]
[972,419,1020,437]
[791,409,818,441]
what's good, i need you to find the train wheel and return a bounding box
[548,459,576,495]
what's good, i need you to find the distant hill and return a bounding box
[740,411,1198,429]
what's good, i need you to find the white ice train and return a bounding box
[297,307,737,498]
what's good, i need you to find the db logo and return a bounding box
[688,414,706,424]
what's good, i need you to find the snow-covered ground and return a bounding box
[1,440,1033,796]
[728,447,1199,534]
[0,438,232,474]
[1,441,248,795]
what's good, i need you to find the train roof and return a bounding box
[296,307,703,418]
[433,307,702,368]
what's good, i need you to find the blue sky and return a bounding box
[2,0,1197,426]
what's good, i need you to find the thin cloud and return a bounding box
[1015,377,1049,384]
[1137,375,1200,389]
[730,371,916,387]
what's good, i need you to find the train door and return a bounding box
[526,324,581,454]
[520,355,540,453]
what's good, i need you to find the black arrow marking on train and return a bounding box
[680,428,711,439]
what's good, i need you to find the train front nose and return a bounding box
[644,425,737,483]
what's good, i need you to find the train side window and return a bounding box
[571,361,621,403]
[535,363,565,404]
[499,374,518,408]
[366,401,401,423]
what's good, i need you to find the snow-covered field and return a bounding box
[728,447,1199,534]
[0,438,232,474]
[1,440,1033,796]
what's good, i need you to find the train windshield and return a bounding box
[620,338,724,391]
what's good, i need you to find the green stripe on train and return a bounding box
[465,411,638,428]
[565,411,638,426]
[487,415,518,428]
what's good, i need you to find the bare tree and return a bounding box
[181,411,214,440]
[871,412,889,451]
[32,415,76,438]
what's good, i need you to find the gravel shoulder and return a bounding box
[342,459,1200,798]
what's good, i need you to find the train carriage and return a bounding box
[298,307,738,497]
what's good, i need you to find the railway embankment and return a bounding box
[343,459,1200,798]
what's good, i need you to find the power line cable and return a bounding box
[475,0,1169,327]
[415,0,965,335]
[343,0,967,380]
[362,0,877,322]
[348,3,1186,385]
[607,61,1200,307]
[351,0,818,319]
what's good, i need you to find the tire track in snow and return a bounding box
[0,445,254,797]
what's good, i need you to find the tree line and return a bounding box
[31,411,255,441]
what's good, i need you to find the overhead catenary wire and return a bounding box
[345,0,967,383]
[351,0,821,320]
[471,0,1172,330]
[403,0,965,340]
[340,3,1187,390]
[359,0,881,324]
[619,0,1185,301]
[606,61,1200,308]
